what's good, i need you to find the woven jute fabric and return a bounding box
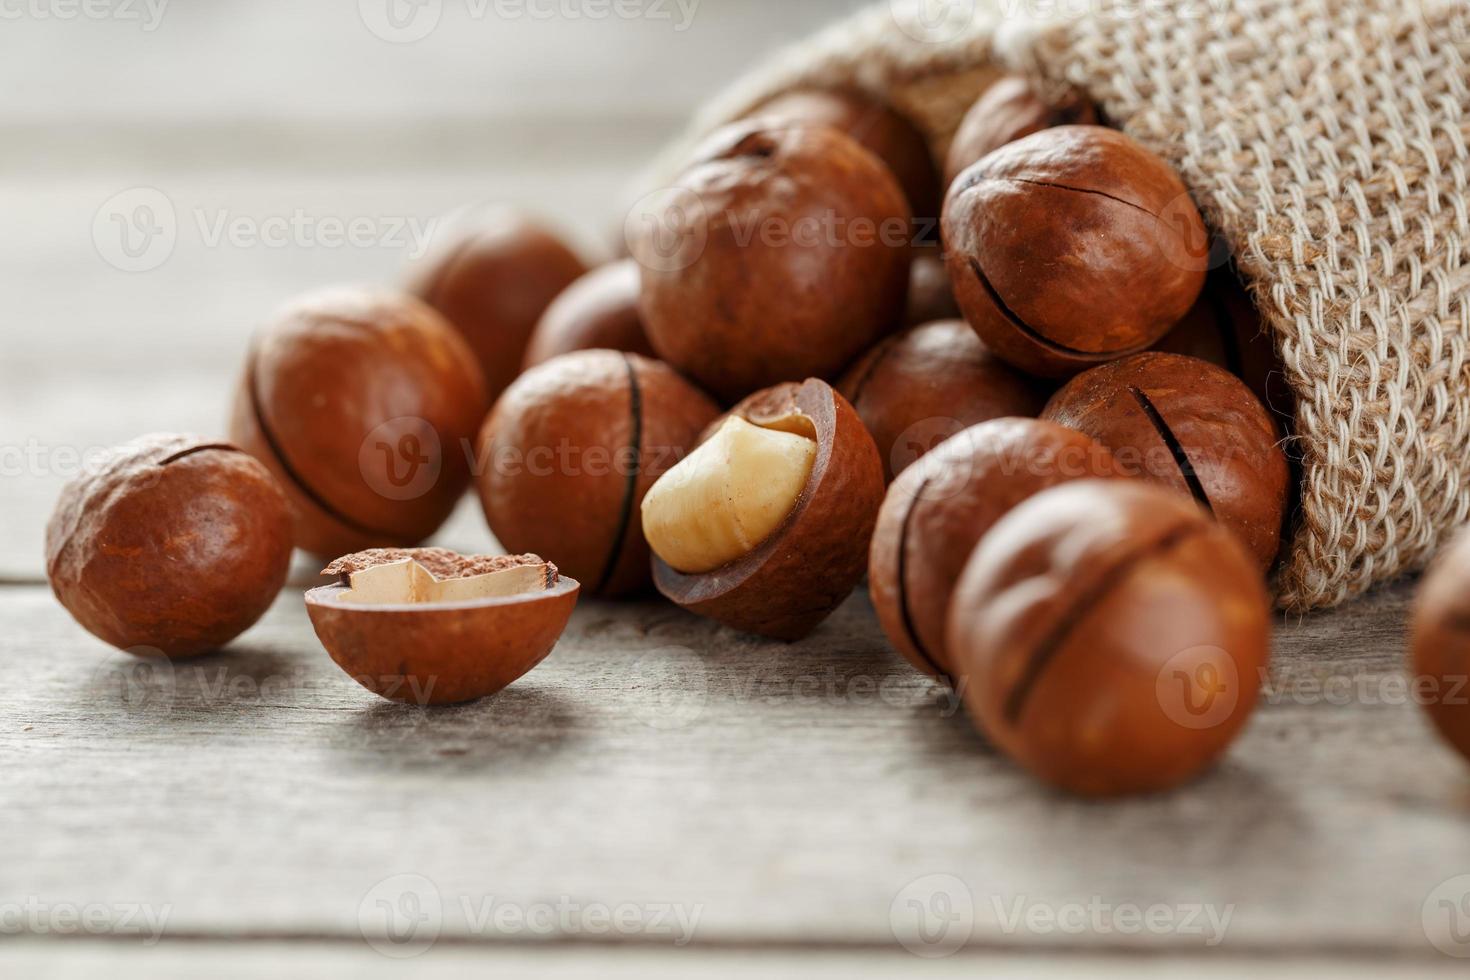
[653,0,1470,612]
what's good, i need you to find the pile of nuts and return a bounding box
[45,76,1468,795]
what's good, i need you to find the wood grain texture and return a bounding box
[0,940,1458,979]
[2,579,1466,965]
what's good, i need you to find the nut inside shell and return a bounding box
[306,548,579,705]
[650,378,883,641]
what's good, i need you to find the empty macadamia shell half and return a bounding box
[651,378,884,641]
[306,549,579,705]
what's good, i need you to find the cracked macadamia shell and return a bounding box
[868,419,1120,680]
[636,120,912,403]
[652,378,884,641]
[947,480,1270,797]
[839,319,1044,483]
[228,286,488,559]
[943,76,1099,187]
[746,87,941,226]
[45,435,294,658]
[306,549,578,705]
[407,210,587,401]
[476,350,720,597]
[522,259,655,369]
[942,126,1208,377]
[1041,352,1289,572]
[1410,531,1470,765]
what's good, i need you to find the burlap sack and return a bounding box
[650,0,1470,612]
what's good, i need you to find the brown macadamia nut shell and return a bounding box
[1041,352,1290,571]
[747,87,941,226]
[306,551,578,705]
[1410,532,1470,765]
[522,260,654,369]
[408,210,587,400]
[947,480,1271,797]
[476,350,719,597]
[943,76,1099,187]
[653,378,884,641]
[229,286,488,559]
[869,419,1120,680]
[839,319,1044,483]
[637,120,911,404]
[46,435,294,658]
[943,126,1208,377]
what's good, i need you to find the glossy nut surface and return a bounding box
[46,434,294,658]
[636,120,911,403]
[229,286,488,558]
[943,126,1208,377]
[1041,352,1289,571]
[522,259,655,369]
[947,480,1271,797]
[408,210,587,400]
[653,378,884,641]
[840,319,1044,483]
[749,87,941,226]
[306,549,578,705]
[476,350,719,597]
[869,419,1119,679]
[1410,531,1470,765]
[943,76,1099,187]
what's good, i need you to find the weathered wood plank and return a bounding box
[2,580,1466,961]
[0,939,1455,979]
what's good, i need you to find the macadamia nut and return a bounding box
[642,416,817,574]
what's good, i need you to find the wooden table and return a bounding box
[4,5,1469,976]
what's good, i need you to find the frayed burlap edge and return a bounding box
[644,0,1470,613]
